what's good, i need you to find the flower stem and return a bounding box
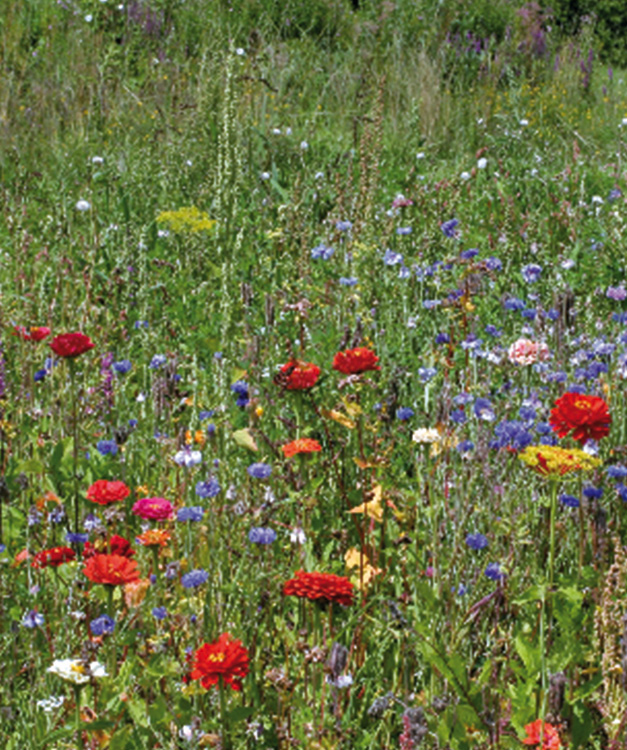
[218,676,231,750]
[74,685,84,750]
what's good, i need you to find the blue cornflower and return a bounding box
[423,299,441,309]
[485,324,501,337]
[49,506,66,524]
[608,188,622,203]
[419,367,437,383]
[454,392,473,406]
[560,494,580,508]
[152,606,168,620]
[383,249,403,266]
[248,527,277,544]
[493,420,533,450]
[460,248,479,260]
[34,368,48,382]
[398,265,410,279]
[396,407,414,421]
[521,309,537,320]
[149,354,167,369]
[247,462,272,480]
[504,297,525,311]
[457,440,475,454]
[90,615,115,636]
[181,569,209,588]
[396,227,412,235]
[465,533,489,551]
[96,440,118,456]
[336,220,352,232]
[311,243,335,260]
[177,506,205,522]
[521,264,542,283]
[583,486,603,500]
[535,422,552,435]
[231,380,249,408]
[112,360,132,375]
[519,405,536,423]
[484,562,505,581]
[435,332,450,345]
[474,397,495,422]
[134,320,149,329]
[485,257,502,271]
[66,532,89,544]
[607,465,627,479]
[441,218,459,238]
[339,277,358,287]
[450,409,467,424]
[546,308,560,321]
[195,477,221,498]
[616,484,627,502]
[456,584,468,596]
[22,610,44,628]
[83,513,103,531]
[199,410,215,421]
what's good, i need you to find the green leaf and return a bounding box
[228,705,254,723]
[232,428,258,452]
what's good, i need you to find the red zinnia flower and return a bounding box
[32,546,76,569]
[277,360,321,390]
[83,535,135,559]
[86,480,130,506]
[281,438,322,458]
[83,554,140,586]
[283,570,354,606]
[13,326,51,342]
[522,719,562,749]
[132,497,174,521]
[549,392,611,444]
[190,632,250,691]
[332,347,380,375]
[50,332,95,358]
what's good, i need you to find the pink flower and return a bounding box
[131,497,174,521]
[508,339,549,366]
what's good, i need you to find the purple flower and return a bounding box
[181,569,209,588]
[396,407,414,421]
[66,532,89,544]
[22,610,45,628]
[560,494,580,508]
[152,606,168,620]
[522,264,542,283]
[149,354,167,369]
[311,243,335,260]
[396,227,412,236]
[457,440,475,454]
[583,486,603,500]
[460,248,479,260]
[441,218,459,238]
[435,332,450,345]
[485,257,502,271]
[195,477,221,498]
[247,462,272,480]
[607,285,627,301]
[248,527,277,544]
[474,397,495,422]
[607,465,627,479]
[504,297,525,311]
[465,533,488,551]
[177,506,205,522]
[231,380,249,408]
[336,220,352,232]
[450,409,467,424]
[113,359,132,375]
[339,277,358,287]
[484,562,505,581]
[89,615,116,636]
[419,367,437,383]
[383,249,404,266]
[96,440,118,456]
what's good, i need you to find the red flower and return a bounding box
[522,719,562,749]
[549,392,611,444]
[50,332,95,358]
[132,497,174,520]
[190,632,250,691]
[332,347,380,375]
[282,438,322,458]
[83,554,140,586]
[277,360,321,390]
[83,535,135,559]
[13,326,51,342]
[32,546,76,569]
[86,480,130,506]
[283,570,354,606]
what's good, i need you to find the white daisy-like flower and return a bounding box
[48,659,107,684]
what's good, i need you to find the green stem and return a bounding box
[74,685,84,750]
[219,677,231,750]
[548,479,558,593]
[69,361,80,534]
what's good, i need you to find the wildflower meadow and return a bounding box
[4,0,627,747]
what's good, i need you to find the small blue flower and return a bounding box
[134,320,149,329]
[195,477,221,498]
[339,277,358,287]
[336,220,352,232]
[460,248,479,260]
[66,532,89,544]
[96,440,118,456]
[521,264,542,283]
[181,569,209,588]
[149,354,167,369]
[152,606,168,620]
[457,440,475,454]
[383,249,404,266]
[396,226,412,235]
[474,397,495,422]
[199,410,215,421]
[504,297,525,311]
[231,380,249,408]
[113,360,132,375]
[454,392,473,406]
[423,299,441,309]
[484,562,505,581]
[248,527,277,544]
[465,533,488,550]
[441,218,459,238]
[435,332,450,345]
[22,610,44,628]
[396,407,415,421]
[177,506,205,522]
[546,308,560,321]
[247,463,272,480]
[83,513,103,531]
[90,615,115,636]
[583,486,603,499]
[419,367,437,383]
[560,494,580,508]
[311,243,335,260]
[34,368,48,382]
[607,465,627,479]
[485,257,502,271]
[450,409,467,424]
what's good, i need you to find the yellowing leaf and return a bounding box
[345,547,382,590]
[342,398,363,418]
[232,428,258,452]
[321,408,355,430]
[349,488,383,522]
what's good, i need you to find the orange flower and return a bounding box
[522,719,562,749]
[124,578,151,608]
[83,554,140,586]
[283,570,354,606]
[136,529,171,548]
[190,633,250,691]
[332,347,380,375]
[32,546,76,569]
[550,392,611,444]
[86,480,131,506]
[276,360,321,390]
[281,438,322,458]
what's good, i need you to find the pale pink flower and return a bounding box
[508,338,550,366]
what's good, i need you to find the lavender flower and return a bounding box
[181,569,209,588]
[247,463,272,480]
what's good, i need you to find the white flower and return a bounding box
[300,140,309,150]
[235,47,245,56]
[48,659,107,685]
[477,157,487,169]
[561,258,576,269]
[460,171,471,181]
[85,14,93,22]
[416,152,425,160]
[314,171,324,180]
[36,696,65,713]
[260,172,270,180]
[622,117,627,127]
[91,156,104,164]
[75,199,91,211]
[290,527,307,544]
[520,118,529,126]
[285,127,292,135]
[412,428,441,444]
[173,449,202,468]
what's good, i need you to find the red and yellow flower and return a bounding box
[281,438,322,458]
[83,535,135,559]
[190,633,250,691]
[83,554,141,586]
[332,347,380,375]
[277,360,321,390]
[136,529,171,548]
[32,546,76,569]
[549,392,611,444]
[283,570,354,606]
[86,480,130,506]
[518,445,601,478]
[13,325,51,342]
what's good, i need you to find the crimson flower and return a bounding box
[83,535,135,559]
[282,438,322,458]
[50,332,95,358]
[332,347,380,375]
[522,719,562,749]
[283,570,354,606]
[13,326,51,342]
[86,480,130,506]
[190,632,250,691]
[549,392,611,444]
[83,554,140,586]
[32,546,76,569]
[277,360,321,390]
[132,497,174,521]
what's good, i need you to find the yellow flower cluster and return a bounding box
[156,206,216,233]
[518,445,601,478]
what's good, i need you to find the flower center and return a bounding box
[208,652,226,663]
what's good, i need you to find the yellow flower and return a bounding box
[518,445,601,478]
[156,206,216,234]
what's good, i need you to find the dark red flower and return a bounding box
[32,546,76,568]
[86,480,130,506]
[550,392,611,444]
[83,535,135,559]
[83,553,140,586]
[332,347,380,375]
[50,332,95,358]
[276,360,321,390]
[13,326,51,342]
[283,570,354,606]
[190,632,250,691]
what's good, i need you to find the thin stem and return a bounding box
[218,676,231,750]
